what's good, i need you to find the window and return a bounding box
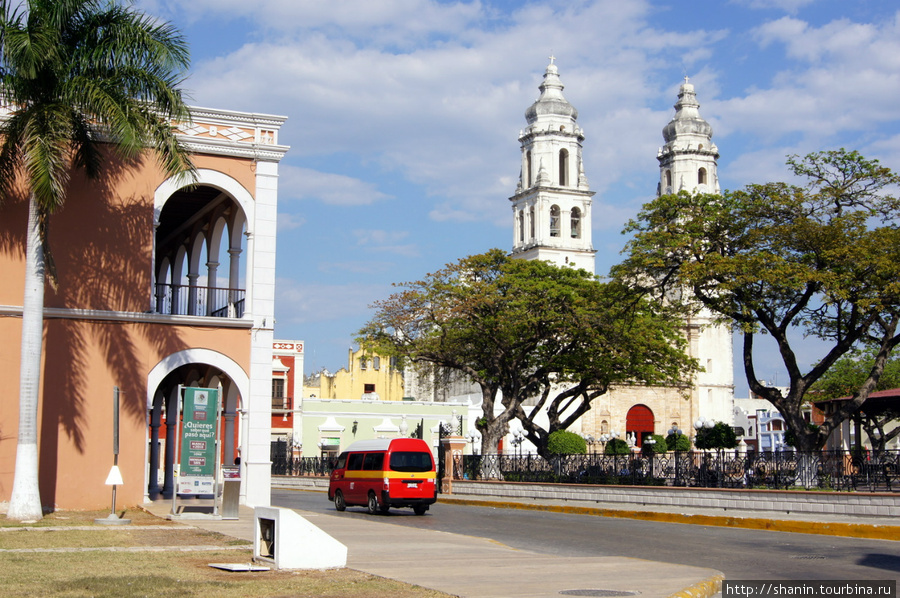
[571,207,581,239]
[665,170,672,188]
[518,210,525,243]
[364,383,376,393]
[390,451,433,472]
[529,206,535,238]
[526,151,532,187]
[363,452,384,470]
[271,378,285,410]
[347,453,365,470]
[334,453,348,469]
[559,149,569,186]
[373,356,380,370]
[359,358,367,370]
[550,205,560,237]
[698,168,707,185]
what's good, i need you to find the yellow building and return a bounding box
[304,347,406,402]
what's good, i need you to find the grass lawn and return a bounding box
[0,510,451,598]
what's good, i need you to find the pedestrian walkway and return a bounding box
[142,489,900,598]
[144,499,723,598]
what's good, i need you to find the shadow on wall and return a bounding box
[0,158,191,507]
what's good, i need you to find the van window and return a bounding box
[363,452,384,470]
[334,453,348,470]
[390,451,433,472]
[347,453,365,471]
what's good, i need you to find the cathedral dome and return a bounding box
[525,60,578,124]
[662,79,712,143]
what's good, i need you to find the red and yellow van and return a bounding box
[328,438,437,515]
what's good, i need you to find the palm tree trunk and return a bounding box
[7,195,45,521]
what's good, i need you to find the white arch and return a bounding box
[154,168,255,233]
[146,348,250,410]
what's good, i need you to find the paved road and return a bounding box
[272,488,900,582]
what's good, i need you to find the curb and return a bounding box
[668,573,725,598]
[437,496,900,541]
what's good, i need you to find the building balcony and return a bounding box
[154,283,245,318]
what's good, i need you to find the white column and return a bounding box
[243,159,279,507]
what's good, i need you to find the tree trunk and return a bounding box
[7,196,45,522]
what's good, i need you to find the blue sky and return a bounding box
[139,0,900,396]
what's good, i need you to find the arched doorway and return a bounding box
[626,404,655,448]
[146,349,248,501]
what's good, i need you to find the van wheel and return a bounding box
[367,492,379,515]
[413,505,428,516]
[334,490,346,512]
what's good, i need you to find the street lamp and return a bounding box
[467,431,482,455]
[668,425,683,451]
[511,429,525,457]
[599,430,619,454]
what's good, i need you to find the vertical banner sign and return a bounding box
[178,387,219,495]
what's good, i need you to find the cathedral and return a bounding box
[509,59,734,447]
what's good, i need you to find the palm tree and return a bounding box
[0,0,195,521]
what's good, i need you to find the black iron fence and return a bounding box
[452,449,900,492]
[270,448,900,492]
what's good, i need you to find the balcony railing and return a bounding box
[272,396,293,412]
[154,283,245,318]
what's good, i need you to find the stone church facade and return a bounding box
[510,61,734,448]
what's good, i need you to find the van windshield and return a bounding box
[389,451,433,472]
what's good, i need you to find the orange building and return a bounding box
[0,105,289,511]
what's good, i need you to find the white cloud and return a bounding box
[710,13,900,150]
[276,212,306,231]
[176,0,730,227]
[730,0,817,14]
[275,278,390,324]
[353,229,420,257]
[280,165,392,206]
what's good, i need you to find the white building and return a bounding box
[510,62,734,448]
[509,57,596,274]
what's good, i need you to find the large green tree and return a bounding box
[617,149,900,452]
[1,0,195,521]
[359,249,698,459]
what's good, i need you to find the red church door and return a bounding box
[626,404,655,448]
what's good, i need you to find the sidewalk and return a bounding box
[144,499,723,598]
[143,489,900,598]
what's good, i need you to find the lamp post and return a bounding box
[467,431,481,455]
[511,430,525,457]
[694,417,714,448]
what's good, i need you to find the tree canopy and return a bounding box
[617,149,900,451]
[359,249,699,459]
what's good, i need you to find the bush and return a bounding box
[694,421,738,450]
[648,434,668,454]
[547,430,587,455]
[604,438,631,455]
[666,432,692,452]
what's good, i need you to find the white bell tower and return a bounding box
[657,77,719,197]
[509,58,596,274]
[659,78,734,425]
